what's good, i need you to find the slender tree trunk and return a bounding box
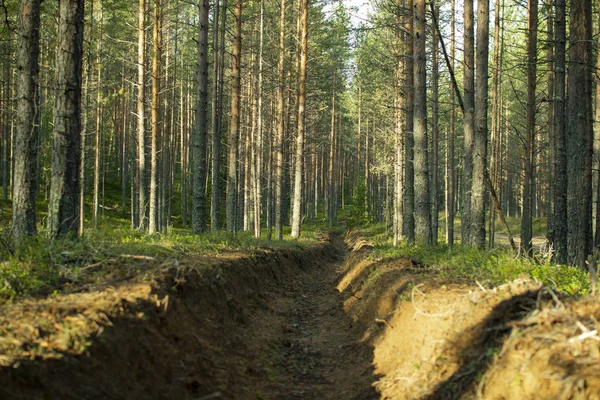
[92,28,102,229]
[546,0,555,243]
[211,0,228,231]
[48,0,84,238]
[413,0,431,244]
[253,0,264,239]
[328,84,336,229]
[275,0,286,240]
[393,2,405,246]
[462,0,475,245]
[553,0,567,263]
[210,0,220,230]
[445,0,456,246]
[226,0,242,233]
[488,0,502,248]
[1,37,10,203]
[192,0,209,233]
[431,0,439,244]
[403,0,415,243]
[149,0,161,234]
[521,0,537,256]
[13,0,41,240]
[291,0,308,238]
[137,0,147,231]
[471,0,490,248]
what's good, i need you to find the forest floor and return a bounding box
[0,230,599,399]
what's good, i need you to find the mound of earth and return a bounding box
[1,230,599,399]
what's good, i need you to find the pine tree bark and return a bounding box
[553,0,567,263]
[48,0,84,238]
[137,0,147,231]
[413,0,431,244]
[13,0,41,240]
[431,0,439,244]
[471,0,490,248]
[192,0,209,233]
[566,0,593,266]
[226,0,242,233]
[462,0,475,245]
[149,0,161,234]
[403,0,415,243]
[253,0,265,239]
[445,0,456,246]
[211,0,228,231]
[274,0,286,240]
[520,0,537,256]
[290,0,308,239]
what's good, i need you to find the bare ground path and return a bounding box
[246,235,379,399]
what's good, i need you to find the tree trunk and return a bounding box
[226,0,242,233]
[462,0,475,245]
[520,0,537,256]
[413,0,431,244]
[290,0,308,239]
[148,0,161,234]
[553,0,567,263]
[566,0,593,266]
[253,0,264,239]
[13,0,41,240]
[445,0,456,246]
[471,0,490,248]
[92,29,102,229]
[137,0,147,231]
[211,0,228,231]
[431,0,439,244]
[403,0,415,243]
[192,0,209,233]
[48,0,84,238]
[488,0,503,248]
[275,0,286,240]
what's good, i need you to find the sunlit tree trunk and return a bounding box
[253,0,264,239]
[148,0,161,234]
[274,0,286,240]
[226,0,242,233]
[290,0,308,238]
[137,0,147,231]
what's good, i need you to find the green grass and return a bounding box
[365,223,589,295]
[0,201,324,303]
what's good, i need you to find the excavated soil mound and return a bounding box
[342,230,600,400]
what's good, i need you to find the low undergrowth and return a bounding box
[362,223,589,295]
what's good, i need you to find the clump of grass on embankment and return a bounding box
[361,223,589,295]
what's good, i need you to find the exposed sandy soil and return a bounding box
[1,231,599,399]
